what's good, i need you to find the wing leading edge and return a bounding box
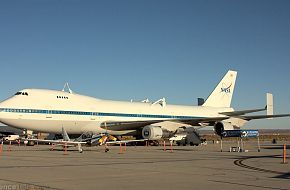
[101,113,290,131]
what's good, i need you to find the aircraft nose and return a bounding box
[0,103,6,122]
[0,108,3,122]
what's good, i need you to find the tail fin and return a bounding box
[266,93,273,119]
[62,127,70,141]
[203,70,237,108]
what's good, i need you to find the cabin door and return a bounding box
[91,112,97,120]
[46,109,52,118]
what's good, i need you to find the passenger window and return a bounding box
[56,95,68,99]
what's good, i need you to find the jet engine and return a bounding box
[142,125,171,140]
[214,121,235,136]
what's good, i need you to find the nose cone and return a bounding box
[0,107,4,124]
[0,99,10,123]
[0,101,5,122]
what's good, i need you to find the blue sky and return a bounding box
[0,0,290,129]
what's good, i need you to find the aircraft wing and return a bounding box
[181,113,290,124]
[101,108,290,131]
[219,107,266,116]
[100,92,289,132]
[238,114,290,121]
[102,120,164,131]
[176,116,230,126]
[28,139,87,145]
[28,138,86,153]
[102,116,230,131]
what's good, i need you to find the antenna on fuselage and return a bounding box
[62,82,73,94]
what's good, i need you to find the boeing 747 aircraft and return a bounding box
[0,70,289,140]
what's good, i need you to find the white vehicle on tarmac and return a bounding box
[4,135,20,141]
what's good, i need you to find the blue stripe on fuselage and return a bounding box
[0,108,199,119]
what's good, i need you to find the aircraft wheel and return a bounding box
[28,141,35,146]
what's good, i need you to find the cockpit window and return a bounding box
[15,92,28,96]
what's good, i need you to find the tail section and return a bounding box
[203,70,237,108]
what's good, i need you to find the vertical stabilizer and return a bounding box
[62,127,70,141]
[267,93,273,119]
[203,70,237,108]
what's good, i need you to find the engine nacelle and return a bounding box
[214,121,235,136]
[142,125,170,140]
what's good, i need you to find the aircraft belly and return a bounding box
[0,118,93,134]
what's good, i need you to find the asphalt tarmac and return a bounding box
[0,141,289,190]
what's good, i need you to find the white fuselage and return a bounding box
[0,89,232,135]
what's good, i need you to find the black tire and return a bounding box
[28,141,35,146]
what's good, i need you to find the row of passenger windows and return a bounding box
[0,108,46,113]
[0,108,194,119]
[15,92,29,96]
[0,108,90,115]
[57,96,68,99]
[51,110,90,115]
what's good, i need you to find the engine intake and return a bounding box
[214,121,235,136]
[142,125,170,140]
